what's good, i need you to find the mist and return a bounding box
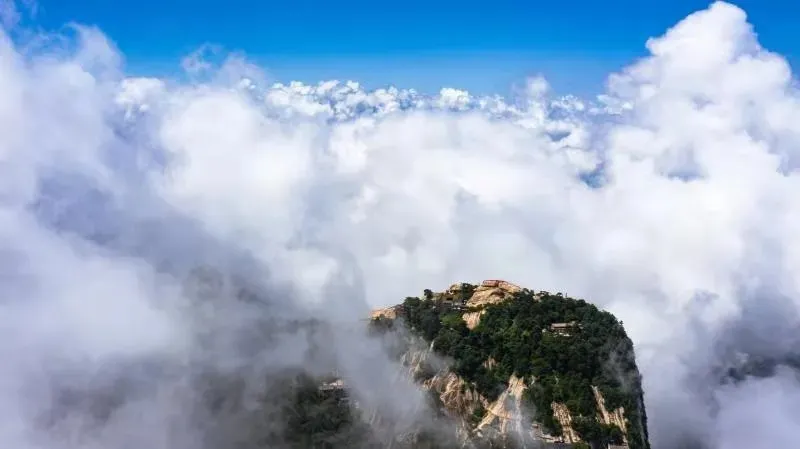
[2,1,800,448]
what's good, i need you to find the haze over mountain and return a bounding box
[1,1,800,448]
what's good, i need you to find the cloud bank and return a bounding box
[1,1,800,448]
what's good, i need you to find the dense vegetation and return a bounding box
[398,286,650,449]
[280,374,482,449]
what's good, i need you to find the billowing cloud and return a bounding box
[1,1,800,448]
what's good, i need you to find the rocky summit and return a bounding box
[348,280,650,449]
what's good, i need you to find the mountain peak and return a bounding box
[367,281,651,449]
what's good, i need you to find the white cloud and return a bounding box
[0,0,35,29]
[2,1,800,448]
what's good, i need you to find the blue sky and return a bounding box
[23,0,800,96]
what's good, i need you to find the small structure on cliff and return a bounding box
[547,321,580,336]
[480,279,522,292]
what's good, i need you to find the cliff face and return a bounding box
[368,280,651,449]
